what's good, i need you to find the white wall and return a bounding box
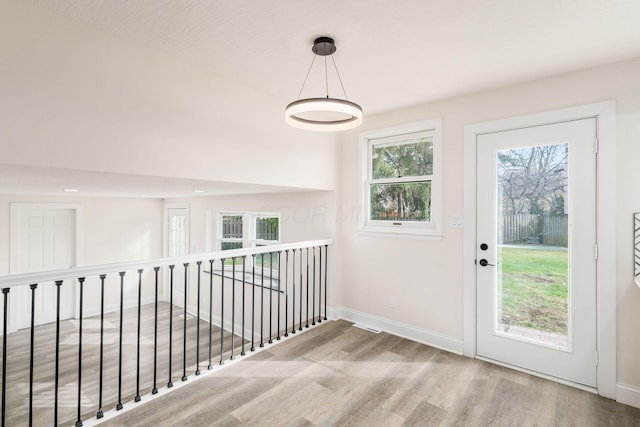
[0,0,338,191]
[336,57,640,389]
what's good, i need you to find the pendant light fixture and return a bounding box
[285,37,363,131]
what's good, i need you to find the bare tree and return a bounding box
[498,144,568,215]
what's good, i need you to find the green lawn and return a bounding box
[498,247,568,333]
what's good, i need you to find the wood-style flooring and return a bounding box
[100,319,640,427]
[2,302,244,426]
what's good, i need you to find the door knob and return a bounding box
[479,259,495,267]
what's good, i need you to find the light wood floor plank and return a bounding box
[88,320,640,426]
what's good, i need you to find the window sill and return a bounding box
[358,226,443,241]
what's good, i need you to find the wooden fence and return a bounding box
[222,216,279,241]
[500,214,568,246]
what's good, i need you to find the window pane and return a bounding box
[255,217,279,241]
[370,181,431,222]
[495,143,569,347]
[221,241,243,265]
[221,242,243,251]
[372,137,433,179]
[254,252,279,269]
[222,215,243,238]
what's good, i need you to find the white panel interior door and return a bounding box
[476,118,597,387]
[15,208,76,329]
[166,208,189,308]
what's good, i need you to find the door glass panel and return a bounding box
[495,143,569,349]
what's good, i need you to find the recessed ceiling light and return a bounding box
[194,190,205,193]
[64,188,78,192]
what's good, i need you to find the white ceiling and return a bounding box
[10,0,640,198]
[24,0,640,114]
[0,164,305,198]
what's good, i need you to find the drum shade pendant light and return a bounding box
[285,37,363,131]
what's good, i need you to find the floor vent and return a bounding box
[353,324,381,334]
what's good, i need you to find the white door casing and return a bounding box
[476,119,597,387]
[463,101,617,398]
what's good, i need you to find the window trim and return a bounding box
[359,118,443,238]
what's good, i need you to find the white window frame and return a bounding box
[359,118,443,238]
[217,211,281,252]
[218,212,245,251]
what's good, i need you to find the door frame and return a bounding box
[9,203,84,332]
[463,101,616,398]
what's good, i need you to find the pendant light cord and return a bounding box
[325,55,329,98]
[296,55,317,100]
[331,55,349,100]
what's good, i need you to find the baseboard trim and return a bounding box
[617,383,640,409]
[327,306,464,355]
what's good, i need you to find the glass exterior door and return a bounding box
[476,119,597,387]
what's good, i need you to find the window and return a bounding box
[219,213,280,250]
[218,212,280,265]
[220,214,244,251]
[360,118,442,237]
[217,212,281,289]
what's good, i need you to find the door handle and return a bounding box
[478,259,495,267]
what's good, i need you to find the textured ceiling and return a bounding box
[23,0,640,115]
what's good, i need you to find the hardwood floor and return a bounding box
[2,302,244,426]
[99,319,640,427]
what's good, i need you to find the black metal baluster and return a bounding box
[268,252,273,344]
[97,274,106,418]
[182,263,188,382]
[291,249,296,335]
[251,257,256,351]
[230,258,236,360]
[306,248,310,328]
[76,277,85,426]
[318,246,322,323]
[196,261,202,375]
[152,268,159,394]
[260,254,265,347]
[220,259,225,365]
[324,245,328,320]
[277,251,281,340]
[135,269,143,402]
[29,283,37,427]
[1,288,8,427]
[241,256,246,356]
[299,249,303,331]
[54,280,63,423]
[208,260,214,370]
[312,247,316,326]
[284,250,289,337]
[116,272,125,410]
[167,265,175,388]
